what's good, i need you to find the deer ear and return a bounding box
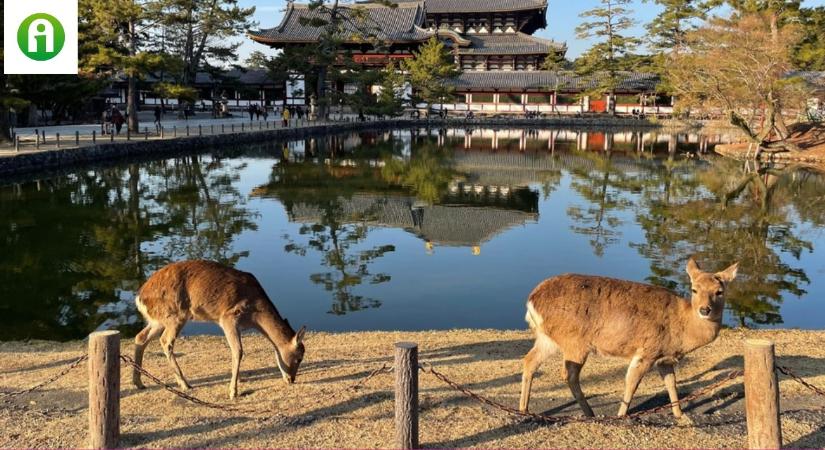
[686,257,702,282]
[294,326,307,344]
[716,262,739,283]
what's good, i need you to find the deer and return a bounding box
[132,260,307,399]
[519,258,739,419]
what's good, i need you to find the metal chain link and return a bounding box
[0,354,88,400]
[419,362,744,425]
[776,365,825,398]
[121,354,392,423]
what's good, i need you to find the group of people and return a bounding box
[101,105,126,135]
[630,109,647,119]
[246,104,306,127]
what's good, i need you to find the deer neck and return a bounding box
[254,308,296,352]
[676,298,722,354]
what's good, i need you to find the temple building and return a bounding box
[249,0,671,114]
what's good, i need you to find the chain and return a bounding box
[0,354,88,400]
[303,362,393,412]
[121,354,392,423]
[776,365,825,398]
[419,362,744,425]
[120,354,274,417]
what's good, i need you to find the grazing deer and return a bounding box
[519,258,738,418]
[132,260,307,399]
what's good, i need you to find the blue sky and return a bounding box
[235,0,825,62]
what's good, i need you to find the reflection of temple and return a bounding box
[420,128,736,153]
[286,193,538,249]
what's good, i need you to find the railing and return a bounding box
[3,332,822,449]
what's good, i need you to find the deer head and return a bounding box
[686,258,739,321]
[275,325,307,384]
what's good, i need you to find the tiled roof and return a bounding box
[249,2,433,45]
[460,33,565,55]
[449,71,661,92]
[425,0,546,13]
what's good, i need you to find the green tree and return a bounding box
[793,6,825,70]
[80,0,170,132]
[8,76,104,124]
[372,62,406,118]
[643,0,707,54]
[574,0,641,112]
[402,37,459,115]
[151,0,256,87]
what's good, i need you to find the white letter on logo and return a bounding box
[28,19,54,53]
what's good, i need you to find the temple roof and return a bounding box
[459,33,565,55]
[425,0,546,13]
[249,2,433,45]
[449,71,661,92]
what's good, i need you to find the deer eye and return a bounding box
[691,289,698,294]
[716,290,724,296]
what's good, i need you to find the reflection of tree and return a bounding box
[632,159,814,327]
[565,152,638,257]
[0,156,257,340]
[264,158,398,315]
[282,203,395,315]
[381,143,459,204]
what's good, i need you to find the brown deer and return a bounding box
[519,258,738,418]
[132,260,307,399]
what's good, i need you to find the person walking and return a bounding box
[102,107,112,135]
[112,107,125,135]
[153,105,162,133]
[282,107,291,127]
[248,104,255,121]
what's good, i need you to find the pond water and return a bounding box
[1,127,824,341]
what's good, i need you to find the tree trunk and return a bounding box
[127,19,139,132]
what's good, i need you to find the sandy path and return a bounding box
[1,329,824,448]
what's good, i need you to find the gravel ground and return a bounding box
[1,329,824,448]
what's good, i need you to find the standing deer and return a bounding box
[519,258,738,418]
[132,260,307,399]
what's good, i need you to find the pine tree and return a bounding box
[149,0,256,87]
[402,37,459,114]
[794,6,825,70]
[574,0,641,112]
[80,0,169,132]
[643,0,706,54]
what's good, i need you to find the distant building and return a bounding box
[249,0,671,115]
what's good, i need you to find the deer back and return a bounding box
[527,274,710,360]
[138,260,274,324]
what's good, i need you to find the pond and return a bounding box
[1,127,824,341]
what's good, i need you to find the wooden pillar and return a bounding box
[88,330,120,449]
[395,342,419,449]
[745,339,781,450]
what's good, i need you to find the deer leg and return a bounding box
[220,320,243,400]
[618,356,653,417]
[519,338,555,412]
[564,359,595,417]
[133,322,164,389]
[657,363,683,418]
[159,322,191,390]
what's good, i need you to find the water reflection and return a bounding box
[0,127,823,339]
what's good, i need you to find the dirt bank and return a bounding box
[715,122,825,165]
[1,329,824,448]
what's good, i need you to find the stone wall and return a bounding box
[0,117,662,177]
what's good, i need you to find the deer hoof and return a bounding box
[676,414,694,426]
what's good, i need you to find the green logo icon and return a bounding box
[17,13,65,61]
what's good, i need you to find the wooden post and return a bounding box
[88,330,120,449]
[56,133,61,148]
[92,130,96,144]
[745,339,781,450]
[75,131,80,146]
[15,135,20,152]
[395,342,418,449]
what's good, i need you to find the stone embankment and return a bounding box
[0,116,667,177]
